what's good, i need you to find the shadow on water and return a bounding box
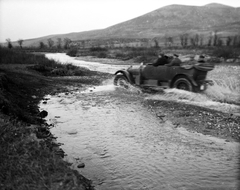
[40,82,240,190]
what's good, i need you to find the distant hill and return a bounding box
[11,3,240,47]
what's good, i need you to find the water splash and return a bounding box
[146,88,240,114]
[204,82,239,104]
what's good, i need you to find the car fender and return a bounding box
[114,70,134,84]
[171,74,198,87]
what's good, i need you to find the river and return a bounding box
[42,53,240,190]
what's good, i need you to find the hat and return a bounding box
[198,55,205,62]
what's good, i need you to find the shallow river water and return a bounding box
[42,54,240,190]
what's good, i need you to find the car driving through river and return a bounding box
[114,59,214,92]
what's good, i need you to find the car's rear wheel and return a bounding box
[114,74,129,88]
[173,77,193,92]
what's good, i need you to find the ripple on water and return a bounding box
[40,83,240,190]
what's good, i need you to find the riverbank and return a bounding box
[0,68,104,190]
[0,48,114,189]
[0,66,113,189]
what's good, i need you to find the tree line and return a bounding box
[4,31,240,50]
[164,31,240,48]
[4,38,72,50]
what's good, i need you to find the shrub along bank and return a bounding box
[67,46,240,64]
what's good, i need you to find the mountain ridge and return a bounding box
[10,3,240,47]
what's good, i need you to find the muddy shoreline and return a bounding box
[0,66,112,189]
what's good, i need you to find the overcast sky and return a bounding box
[0,0,240,42]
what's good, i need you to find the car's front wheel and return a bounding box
[113,74,129,88]
[173,77,193,92]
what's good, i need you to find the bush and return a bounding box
[66,48,78,57]
[90,47,107,52]
[0,48,101,77]
[0,47,59,66]
[212,47,234,59]
[97,52,107,58]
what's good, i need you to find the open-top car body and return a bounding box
[114,63,214,92]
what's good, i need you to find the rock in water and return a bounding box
[39,110,48,118]
[67,129,78,135]
[77,163,85,168]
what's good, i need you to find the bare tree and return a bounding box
[233,35,240,47]
[226,36,232,46]
[217,38,223,46]
[190,37,195,46]
[63,38,72,49]
[184,34,189,47]
[47,38,54,48]
[17,39,24,48]
[194,34,199,46]
[179,33,189,47]
[199,34,204,46]
[81,40,85,49]
[57,38,62,49]
[154,39,159,48]
[39,41,45,49]
[213,30,218,46]
[6,38,13,49]
[180,34,184,47]
[164,36,173,47]
[208,33,213,46]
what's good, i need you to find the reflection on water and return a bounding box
[41,85,240,190]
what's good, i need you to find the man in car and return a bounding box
[198,55,206,63]
[151,53,169,66]
[166,54,182,66]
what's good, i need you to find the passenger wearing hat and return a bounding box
[198,55,205,63]
[151,53,169,67]
[187,55,198,65]
[166,54,182,66]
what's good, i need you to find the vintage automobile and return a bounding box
[113,62,214,92]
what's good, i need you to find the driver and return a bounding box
[151,53,169,67]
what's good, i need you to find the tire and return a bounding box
[113,74,129,88]
[173,77,193,92]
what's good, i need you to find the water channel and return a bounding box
[42,53,240,190]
